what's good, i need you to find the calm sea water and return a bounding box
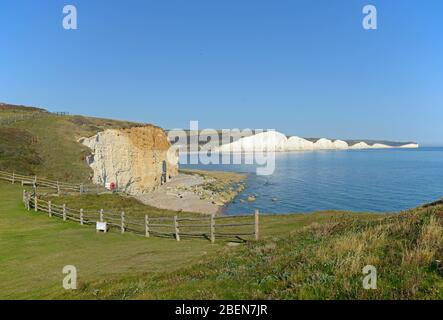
[180,147,443,214]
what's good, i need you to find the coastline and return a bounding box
[136,169,248,215]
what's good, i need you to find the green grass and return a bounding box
[0,181,220,299]
[0,127,41,173]
[1,105,143,182]
[1,180,393,300]
[0,103,47,118]
[64,205,443,300]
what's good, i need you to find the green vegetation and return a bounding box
[6,178,443,300]
[0,127,41,173]
[0,104,141,182]
[0,103,47,117]
[1,180,389,299]
[65,204,443,300]
[0,181,219,299]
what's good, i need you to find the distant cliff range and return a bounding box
[215,131,419,152]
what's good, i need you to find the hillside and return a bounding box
[0,180,384,299]
[1,173,442,299]
[0,103,144,182]
[0,102,47,115]
[64,202,443,300]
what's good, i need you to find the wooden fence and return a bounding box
[0,170,105,194]
[22,190,259,243]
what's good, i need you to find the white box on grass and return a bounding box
[96,222,108,233]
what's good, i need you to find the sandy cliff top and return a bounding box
[120,126,171,151]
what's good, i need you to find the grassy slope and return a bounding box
[0,105,140,182]
[0,127,41,173]
[0,103,47,117]
[0,181,219,299]
[0,181,382,299]
[64,204,443,300]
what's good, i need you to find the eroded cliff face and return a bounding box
[80,126,178,195]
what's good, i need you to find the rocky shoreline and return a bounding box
[136,169,247,215]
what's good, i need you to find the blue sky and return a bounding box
[1,0,442,145]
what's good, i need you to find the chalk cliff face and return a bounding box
[215,131,419,152]
[217,131,288,152]
[349,141,371,149]
[286,136,314,151]
[80,126,178,195]
[333,140,349,150]
[314,138,337,150]
[399,143,420,148]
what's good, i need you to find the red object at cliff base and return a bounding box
[105,182,116,191]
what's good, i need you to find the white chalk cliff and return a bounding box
[215,131,419,152]
[286,136,314,151]
[217,131,288,152]
[80,126,178,195]
[399,143,420,148]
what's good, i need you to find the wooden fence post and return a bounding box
[145,215,150,238]
[34,195,38,212]
[210,214,215,244]
[174,216,180,241]
[48,201,52,217]
[100,209,104,222]
[27,194,30,211]
[80,209,84,225]
[63,204,67,221]
[12,172,15,184]
[57,181,60,195]
[121,211,125,234]
[255,209,259,241]
[23,190,28,209]
[80,184,83,194]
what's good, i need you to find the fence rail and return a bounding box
[0,170,107,194]
[22,190,259,243]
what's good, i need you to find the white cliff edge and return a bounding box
[215,131,419,152]
[79,126,178,195]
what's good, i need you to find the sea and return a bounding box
[180,147,443,215]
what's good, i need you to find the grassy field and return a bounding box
[0,180,389,299]
[64,202,443,300]
[0,181,219,299]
